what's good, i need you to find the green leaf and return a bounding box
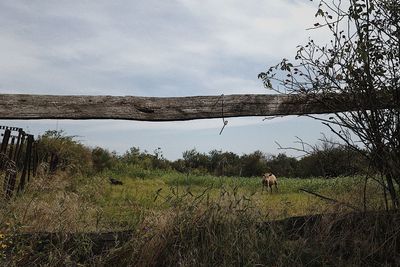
[315,9,324,17]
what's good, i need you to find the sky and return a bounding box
[0,0,336,160]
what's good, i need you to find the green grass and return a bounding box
[78,171,378,228]
[0,169,385,233]
[0,169,395,266]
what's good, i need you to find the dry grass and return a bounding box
[0,171,398,266]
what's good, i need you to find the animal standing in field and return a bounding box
[109,177,123,185]
[262,172,278,193]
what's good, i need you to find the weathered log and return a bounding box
[0,93,394,121]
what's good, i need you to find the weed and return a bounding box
[0,169,396,266]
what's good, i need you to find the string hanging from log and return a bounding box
[0,92,394,121]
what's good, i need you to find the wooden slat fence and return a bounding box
[0,126,37,199]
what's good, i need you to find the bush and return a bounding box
[297,146,368,178]
[240,151,268,177]
[36,130,92,175]
[121,147,171,171]
[91,147,117,173]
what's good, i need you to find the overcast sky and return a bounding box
[0,0,335,160]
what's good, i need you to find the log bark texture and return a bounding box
[0,93,394,121]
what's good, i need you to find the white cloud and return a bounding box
[0,0,323,96]
[0,0,335,157]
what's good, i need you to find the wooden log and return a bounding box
[0,93,395,121]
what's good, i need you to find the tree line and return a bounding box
[36,130,368,178]
[152,145,367,178]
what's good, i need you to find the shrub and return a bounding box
[91,147,117,173]
[36,130,92,175]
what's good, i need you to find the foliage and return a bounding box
[121,146,171,171]
[1,169,397,266]
[174,145,367,178]
[268,153,298,177]
[36,130,92,175]
[259,0,400,206]
[33,129,369,180]
[208,149,241,176]
[239,150,267,177]
[91,147,117,173]
[296,144,368,178]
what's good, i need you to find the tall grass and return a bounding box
[1,169,396,266]
[2,180,399,266]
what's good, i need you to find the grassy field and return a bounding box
[1,170,396,266]
[0,169,385,232]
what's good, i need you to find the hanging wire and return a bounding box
[213,94,228,135]
[219,94,228,135]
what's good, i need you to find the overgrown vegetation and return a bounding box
[35,129,369,180]
[2,0,399,264]
[0,167,397,266]
[36,130,92,175]
[0,129,398,265]
[259,0,400,206]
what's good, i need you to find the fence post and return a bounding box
[13,129,23,162]
[32,142,38,177]
[0,129,10,154]
[27,137,33,182]
[8,136,16,160]
[18,135,34,192]
[15,133,26,169]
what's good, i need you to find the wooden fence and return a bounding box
[0,92,395,199]
[0,92,394,121]
[0,126,37,199]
